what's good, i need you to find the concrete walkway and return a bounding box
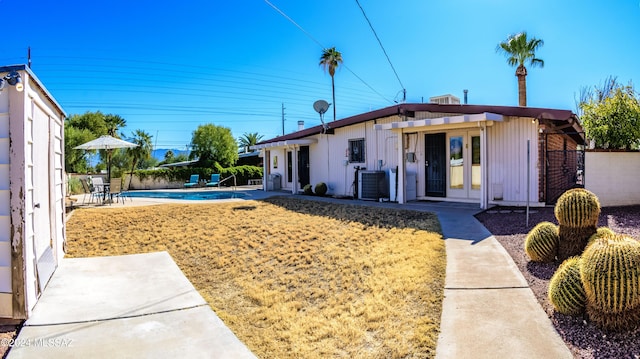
[433,204,572,359]
[7,252,256,359]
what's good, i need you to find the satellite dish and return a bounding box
[313,100,330,115]
[313,100,331,133]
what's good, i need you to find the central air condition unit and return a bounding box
[429,94,461,105]
[358,170,386,201]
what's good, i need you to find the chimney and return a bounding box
[463,89,468,104]
[298,121,304,131]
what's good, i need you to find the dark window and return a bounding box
[349,139,365,163]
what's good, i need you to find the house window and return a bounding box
[349,139,365,163]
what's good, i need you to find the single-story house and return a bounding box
[0,64,66,319]
[252,98,584,209]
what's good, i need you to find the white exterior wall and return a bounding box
[262,113,547,207]
[1,68,66,318]
[585,152,640,206]
[306,117,399,197]
[486,117,541,206]
[0,84,11,317]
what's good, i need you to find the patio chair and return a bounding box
[184,174,199,188]
[205,173,220,187]
[91,177,107,203]
[109,178,124,205]
[80,178,102,204]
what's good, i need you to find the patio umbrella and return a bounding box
[74,135,138,181]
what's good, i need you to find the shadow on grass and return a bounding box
[259,196,441,233]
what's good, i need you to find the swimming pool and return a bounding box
[126,190,247,200]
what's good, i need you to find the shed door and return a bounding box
[32,108,56,294]
[425,133,446,197]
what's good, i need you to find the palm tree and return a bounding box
[319,47,343,121]
[496,32,544,107]
[238,132,264,152]
[104,114,127,137]
[127,129,153,189]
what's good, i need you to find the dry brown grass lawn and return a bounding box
[65,197,445,358]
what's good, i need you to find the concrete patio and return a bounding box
[7,252,256,359]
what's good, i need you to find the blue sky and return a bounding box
[2,0,639,149]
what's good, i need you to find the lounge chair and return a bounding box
[205,173,220,187]
[184,174,199,188]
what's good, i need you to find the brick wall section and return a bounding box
[538,124,580,203]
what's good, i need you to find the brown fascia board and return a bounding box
[256,103,579,145]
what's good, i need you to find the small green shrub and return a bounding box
[548,257,586,315]
[524,222,559,262]
[314,182,328,196]
[67,177,84,195]
[303,184,313,195]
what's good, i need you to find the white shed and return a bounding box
[0,65,66,319]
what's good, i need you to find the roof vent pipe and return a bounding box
[463,89,468,104]
[297,120,304,131]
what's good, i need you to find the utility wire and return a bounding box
[354,0,405,98]
[264,0,393,104]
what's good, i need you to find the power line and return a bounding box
[264,0,393,104]
[354,0,405,99]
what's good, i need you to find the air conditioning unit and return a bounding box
[429,94,461,105]
[358,171,386,201]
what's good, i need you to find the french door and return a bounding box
[447,131,481,199]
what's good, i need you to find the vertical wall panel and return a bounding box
[487,117,540,205]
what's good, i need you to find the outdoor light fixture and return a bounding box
[0,70,24,92]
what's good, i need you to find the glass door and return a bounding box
[447,131,481,199]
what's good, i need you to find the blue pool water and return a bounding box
[126,190,246,200]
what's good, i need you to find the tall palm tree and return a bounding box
[127,129,153,189]
[238,132,264,152]
[496,32,544,107]
[319,47,343,121]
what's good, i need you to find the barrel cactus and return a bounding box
[580,233,640,331]
[587,227,615,246]
[548,257,586,315]
[554,188,601,228]
[525,222,559,262]
[554,188,600,260]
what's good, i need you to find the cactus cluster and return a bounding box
[525,188,640,331]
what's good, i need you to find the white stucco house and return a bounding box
[0,65,66,319]
[253,98,584,209]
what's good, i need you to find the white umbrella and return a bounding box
[74,135,138,180]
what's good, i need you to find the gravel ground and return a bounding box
[475,205,640,359]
